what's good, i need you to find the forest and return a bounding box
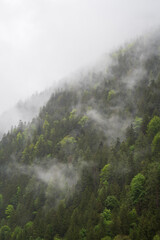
[0,31,160,240]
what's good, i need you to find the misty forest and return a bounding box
[1,28,160,240]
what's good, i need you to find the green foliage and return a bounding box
[101,236,112,240]
[69,109,77,120]
[105,196,119,210]
[11,226,23,240]
[130,173,145,205]
[147,116,160,139]
[79,228,86,240]
[107,90,116,101]
[94,208,112,238]
[153,235,160,240]
[113,235,131,240]
[128,208,138,225]
[5,205,14,219]
[0,225,11,240]
[59,135,76,147]
[133,117,143,132]
[16,132,23,145]
[98,164,111,203]
[100,164,111,184]
[78,115,88,127]
[101,208,112,222]
[43,119,49,131]
[54,236,61,240]
[24,221,33,239]
[43,119,50,137]
[34,135,46,157]
[152,132,160,155]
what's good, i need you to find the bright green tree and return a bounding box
[0,225,11,240]
[11,226,23,240]
[147,116,160,139]
[130,173,145,205]
[5,205,14,219]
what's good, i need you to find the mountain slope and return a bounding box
[0,31,160,240]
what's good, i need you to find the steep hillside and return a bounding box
[0,32,160,240]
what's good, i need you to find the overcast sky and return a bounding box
[0,0,160,114]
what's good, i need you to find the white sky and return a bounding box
[0,0,160,114]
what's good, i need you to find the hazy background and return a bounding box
[0,0,160,115]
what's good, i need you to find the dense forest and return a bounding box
[0,31,160,240]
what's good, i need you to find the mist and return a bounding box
[6,157,87,207]
[86,109,132,143]
[0,0,160,135]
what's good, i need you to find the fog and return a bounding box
[0,0,160,115]
[12,158,85,190]
[6,156,88,207]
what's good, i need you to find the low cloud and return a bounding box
[87,109,132,142]
[10,157,87,192]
